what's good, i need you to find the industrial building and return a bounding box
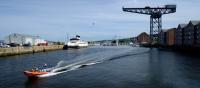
[159,21,200,47]
[4,33,47,46]
[166,28,176,46]
[195,22,200,47]
[134,20,200,48]
[159,28,176,46]
[159,30,167,46]
[183,21,200,47]
[137,32,150,44]
[173,20,200,48]
[175,24,187,46]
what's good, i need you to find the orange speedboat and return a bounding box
[24,70,48,78]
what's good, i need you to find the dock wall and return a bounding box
[0,45,64,57]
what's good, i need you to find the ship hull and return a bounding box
[24,71,48,78]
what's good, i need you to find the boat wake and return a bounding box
[37,47,149,78]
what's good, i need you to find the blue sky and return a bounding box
[0,0,200,41]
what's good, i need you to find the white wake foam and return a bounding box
[37,47,143,78]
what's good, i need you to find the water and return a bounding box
[0,46,200,88]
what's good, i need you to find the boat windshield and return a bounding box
[70,38,79,41]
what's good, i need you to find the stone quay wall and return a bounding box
[0,45,64,57]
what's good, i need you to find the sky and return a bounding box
[0,0,200,41]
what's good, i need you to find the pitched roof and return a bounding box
[190,20,200,25]
[161,29,167,32]
[178,24,187,28]
[137,32,149,37]
[140,32,149,35]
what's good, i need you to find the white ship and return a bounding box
[67,35,88,48]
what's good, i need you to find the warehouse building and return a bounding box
[183,21,200,47]
[166,28,176,46]
[159,30,167,46]
[175,24,187,46]
[137,32,150,44]
[4,33,46,46]
[194,22,200,47]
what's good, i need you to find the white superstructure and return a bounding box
[67,35,88,48]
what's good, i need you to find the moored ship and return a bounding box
[66,35,88,48]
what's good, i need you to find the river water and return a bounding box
[0,46,200,88]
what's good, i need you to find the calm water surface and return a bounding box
[0,46,200,88]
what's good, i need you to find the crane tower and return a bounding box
[122,5,176,44]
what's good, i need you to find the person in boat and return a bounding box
[44,63,47,67]
[31,66,39,72]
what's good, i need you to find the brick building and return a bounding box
[194,22,200,47]
[175,24,187,46]
[159,30,167,46]
[166,28,176,46]
[137,32,150,44]
[183,21,200,46]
